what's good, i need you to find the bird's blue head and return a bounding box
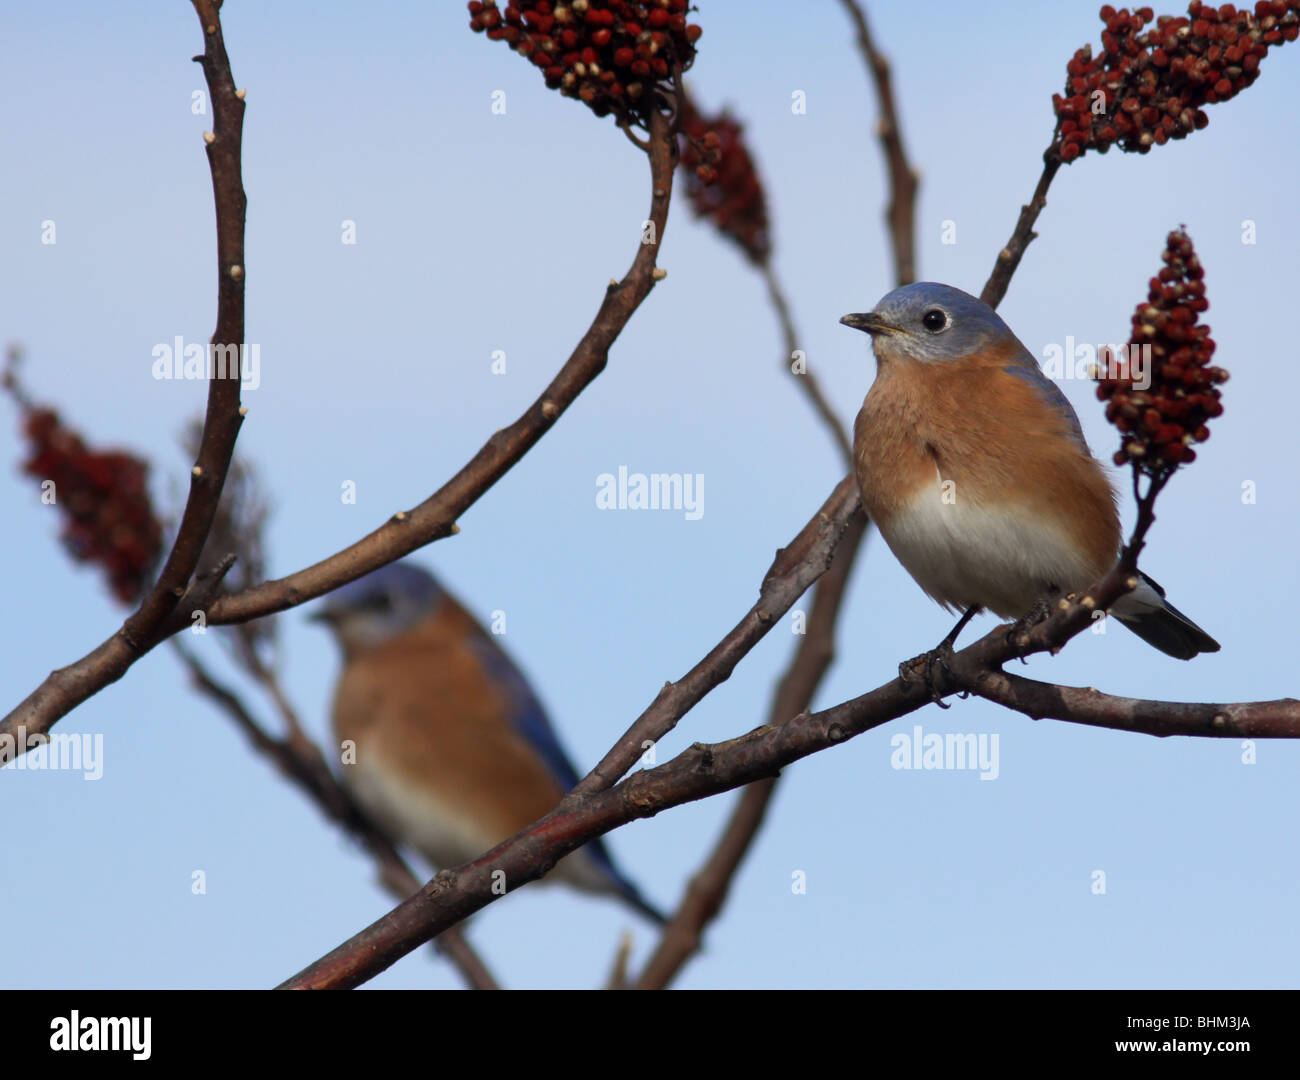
[840,282,1022,365]
[310,561,446,658]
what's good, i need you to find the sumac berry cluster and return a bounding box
[1097,229,1228,473]
[1054,1,1299,161]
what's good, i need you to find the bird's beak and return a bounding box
[306,608,336,625]
[840,311,900,336]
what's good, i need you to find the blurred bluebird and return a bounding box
[312,561,664,923]
[842,282,1219,661]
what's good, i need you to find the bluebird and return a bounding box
[841,282,1219,661]
[311,561,664,922]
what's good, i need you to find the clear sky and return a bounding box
[2,1,1298,989]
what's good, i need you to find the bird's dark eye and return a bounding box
[363,592,395,614]
[922,309,947,332]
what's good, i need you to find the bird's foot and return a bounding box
[1005,595,1055,659]
[899,644,957,708]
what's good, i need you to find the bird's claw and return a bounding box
[899,645,956,707]
[1006,595,1055,656]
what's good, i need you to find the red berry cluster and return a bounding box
[1054,1,1300,161]
[468,0,701,123]
[18,409,162,604]
[1097,229,1227,472]
[678,93,771,266]
[4,356,162,605]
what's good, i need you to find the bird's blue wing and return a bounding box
[465,630,665,921]
[465,632,583,793]
[1002,355,1090,452]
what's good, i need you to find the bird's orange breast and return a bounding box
[854,344,1121,602]
[331,600,566,845]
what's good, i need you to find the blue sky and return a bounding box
[2,0,1298,989]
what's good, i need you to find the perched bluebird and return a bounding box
[312,562,664,922]
[841,282,1219,660]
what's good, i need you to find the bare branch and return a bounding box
[603,931,634,991]
[837,0,919,287]
[979,156,1061,310]
[963,667,1300,739]
[634,508,868,989]
[573,475,861,796]
[760,263,852,465]
[0,0,249,752]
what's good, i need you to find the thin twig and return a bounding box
[966,668,1297,737]
[230,635,318,764]
[603,931,635,991]
[979,156,1061,310]
[838,0,918,287]
[760,262,852,465]
[573,475,861,797]
[0,0,250,754]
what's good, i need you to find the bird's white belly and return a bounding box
[345,756,489,871]
[879,485,1104,618]
[343,756,613,894]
